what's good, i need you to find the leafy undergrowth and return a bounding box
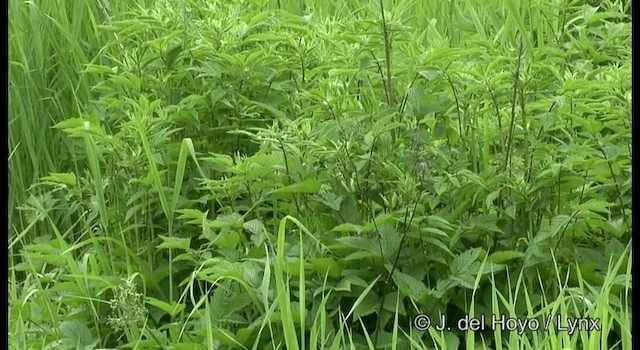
[9,0,631,349]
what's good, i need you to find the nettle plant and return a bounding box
[14,0,630,348]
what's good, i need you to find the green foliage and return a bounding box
[10,0,630,349]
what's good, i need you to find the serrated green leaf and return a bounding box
[450,248,482,288]
[59,320,93,346]
[338,192,360,224]
[311,192,343,211]
[523,215,572,267]
[333,275,369,293]
[535,215,572,241]
[146,296,186,316]
[244,219,266,235]
[392,270,429,300]
[423,237,453,256]
[349,294,377,321]
[419,69,441,81]
[210,213,244,229]
[164,43,183,69]
[271,178,322,195]
[421,227,449,237]
[505,205,517,220]
[335,236,380,255]
[331,223,363,233]
[216,230,241,249]
[382,291,406,315]
[344,250,380,260]
[485,190,500,208]
[52,117,87,130]
[202,153,235,172]
[309,258,343,278]
[577,199,612,214]
[40,172,76,186]
[157,235,191,250]
[489,250,525,263]
[380,230,402,258]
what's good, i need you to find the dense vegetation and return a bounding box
[9,0,631,349]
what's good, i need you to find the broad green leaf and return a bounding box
[392,270,429,300]
[423,237,453,257]
[344,250,380,260]
[211,328,244,348]
[444,332,460,350]
[420,227,449,238]
[332,274,369,294]
[382,291,406,315]
[489,250,525,263]
[59,320,93,347]
[202,153,234,172]
[309,257,343,278]
[210,213,244,229]
[271,178,322,194]
[419,69,441,81]
[450,248,482,288]
[577,199,612,214]
[485,190,500,208]
[380,229,402,258]
[157,235,191,250]
[40,172,76,186]
[353,293,378,318]
[216,230,241,249]
[243,219,266,235]
[176,209,207,223]
[534,215,572,241]
[331,223,363,233]
[338,193,361,224]
[505,205,517,220]
[164,43,182,69]
[335,236,380,255]
[146,296,186,316]
[311,192,343,211]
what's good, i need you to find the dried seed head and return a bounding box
[107,276,147,332]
